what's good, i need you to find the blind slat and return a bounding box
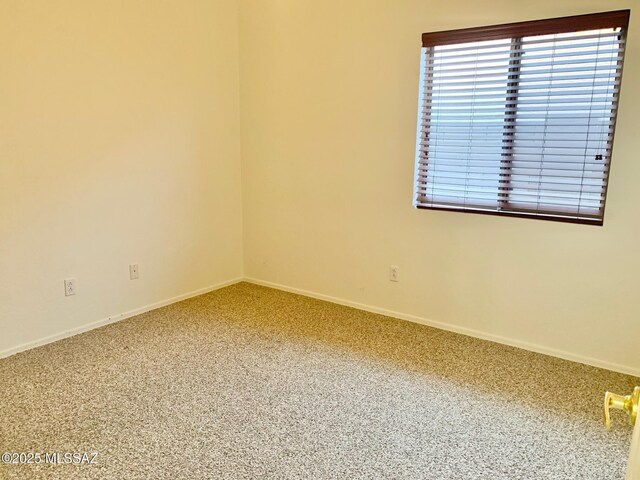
[428,53,623,74]
[417,179,606,194]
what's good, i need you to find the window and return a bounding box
[414,10,630,225]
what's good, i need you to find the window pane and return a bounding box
[509,29,620,217]
[418,39,511,208]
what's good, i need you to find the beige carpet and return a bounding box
[0,282,637,479]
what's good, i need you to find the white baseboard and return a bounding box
[244,277,640,378]
[4,275,638,377]
[0,277,243,360]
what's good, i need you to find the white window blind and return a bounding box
[415,11,629,225]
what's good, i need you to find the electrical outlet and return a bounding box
[64,278,76,296]
[129,264,139,280]
[389,266,399,282]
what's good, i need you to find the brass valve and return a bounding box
[604,386,640,429]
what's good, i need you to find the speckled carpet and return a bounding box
[0,282,637,479]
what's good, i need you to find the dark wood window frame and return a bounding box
[421,10,630,47]
[416,10,631,225]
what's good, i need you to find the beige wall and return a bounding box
[0,0,244,354]
[239,0,640,374]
